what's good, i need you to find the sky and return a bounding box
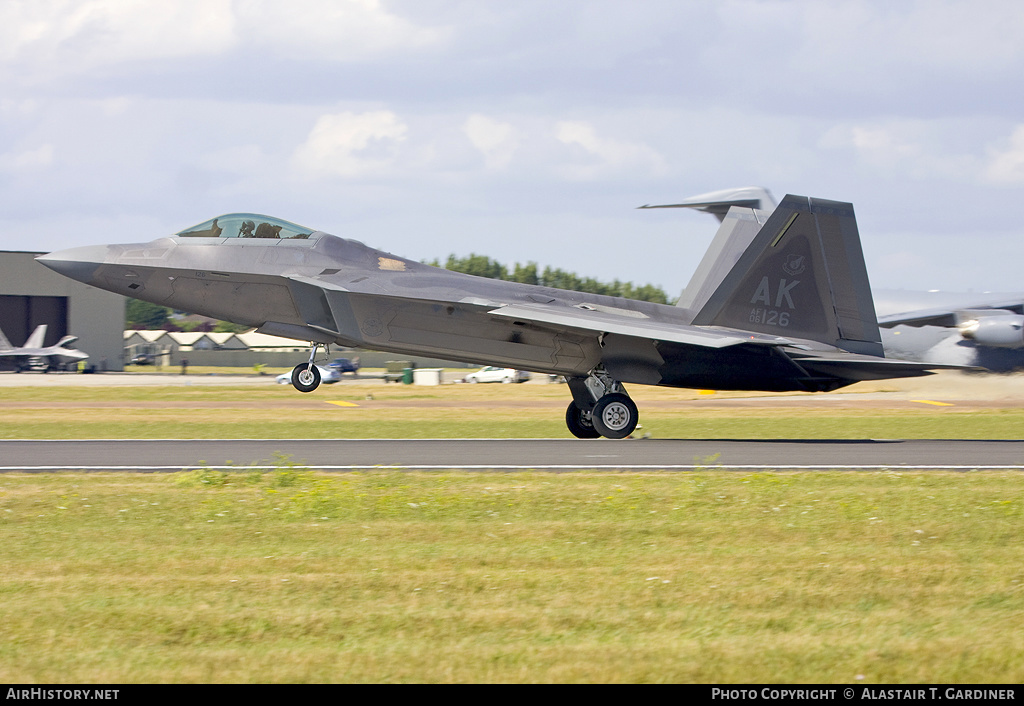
[2,0,1024,297]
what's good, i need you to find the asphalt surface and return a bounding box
[3,370,1023,471]
[2,438,1023,471]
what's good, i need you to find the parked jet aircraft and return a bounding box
[0,324,89,372]
[38,196,948,438]
[644,187,1024,371]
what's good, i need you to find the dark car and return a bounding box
[328,357,360,374]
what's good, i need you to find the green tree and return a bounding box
[436,254,670,304]
[445,253,507,280]
[510,262,539,286]
[214,320,249,333]
[125,299,170,329]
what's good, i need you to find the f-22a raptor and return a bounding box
[38,195,950,439]
[0,324,89,372]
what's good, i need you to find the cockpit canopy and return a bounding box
[176,214,316,240]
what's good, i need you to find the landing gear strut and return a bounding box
[565,369,639,439]
[291,342,329,393]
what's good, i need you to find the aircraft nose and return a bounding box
[36,245,111,284]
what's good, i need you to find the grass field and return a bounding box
[2,379,1022,682]
[1,467,1022,683]
[2,382,1024,439]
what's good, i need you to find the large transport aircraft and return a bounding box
[0,324,89,372]
[39,196,951,439]
[645,187,1024,371]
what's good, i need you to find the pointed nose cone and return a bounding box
[36,245,110,285]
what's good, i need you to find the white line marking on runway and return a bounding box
[3,465,1024,471]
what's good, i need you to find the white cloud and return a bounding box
[819,121,983,182]
[3,1,1024,292]
[985,126,1024,185]
[291,110,409,178]
[235,0,450,61]
[0,0,448,83]
[554,121,666,180]
[463,114,518,170]
[0,0,235,71]
[713,0,1024,79]
[0,144,55,171]
[823,124,923,168]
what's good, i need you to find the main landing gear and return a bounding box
[291,342,329,393]
[565,370,639,440]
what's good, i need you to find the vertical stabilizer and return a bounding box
[676,206,771,314]
[692,195,883,356]
[0,326,12,351]
[23,325,47,349]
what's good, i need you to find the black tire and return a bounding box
[565,402,601,439]
[291,363,321,393]
[591,393,638,439]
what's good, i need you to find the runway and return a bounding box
[2,438,1023,471]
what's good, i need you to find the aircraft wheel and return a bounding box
[591,393,638,439]
[291,364,321,393]
[565,402,601,439]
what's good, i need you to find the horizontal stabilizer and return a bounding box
[676,205,770,313]
[791,353,958,381]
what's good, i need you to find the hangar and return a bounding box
[0,251,126,371]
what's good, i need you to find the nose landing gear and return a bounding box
[291,342,329,393]
[565,369,639,439]
[291,362,321,392]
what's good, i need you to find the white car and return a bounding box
[463,366,531,383]
[276,365,340,385]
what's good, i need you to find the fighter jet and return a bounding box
[38,196,948,438]
[0,324,89,372]
[646,187,1024,371]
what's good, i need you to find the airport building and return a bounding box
[0,251,126,371]
[122,329,469,370]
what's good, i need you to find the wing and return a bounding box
[488,300,952,388]
[488,302,793,349]
[876,294,1024,328]
[638,186,777,222]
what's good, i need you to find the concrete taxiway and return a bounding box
[2,438,1023,471]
